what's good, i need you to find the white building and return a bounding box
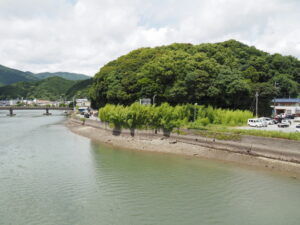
[76,98,91,107]
[271,98,300,116]
[0,100,9,106]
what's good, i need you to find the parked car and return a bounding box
[259,117,273,125]
[296,124,300,132]
[286,114,295,119]
[278,121,290,128]
[84,113,90,118]
[282,119,292,125]
[294,117,300,122]
[248,118,263,127]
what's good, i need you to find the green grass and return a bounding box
[187,125,300,141]
[188,129,241,141]
[228,128,300,141]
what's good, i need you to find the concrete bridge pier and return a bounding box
[7,108,16,116]
[43,108,52,116]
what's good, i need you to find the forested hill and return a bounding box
[0,64,89,86]
[90,39,300,115]
[0,76,92,100]
[0,77,76,100]
[0,65,38,86]
[35,72,90,81]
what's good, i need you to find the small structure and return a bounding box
[139,98,151,105]
[76,98,91,107]
[271,98,300,116]
[34,99,54,106]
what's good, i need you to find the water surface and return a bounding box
[0,111,300,225]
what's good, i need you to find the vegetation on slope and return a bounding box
[0,64,38,85]
[0,77,76,100]
[35,72,90,81]
[65,78,93,98]
[90,40,300,116]
[0,64,89,87]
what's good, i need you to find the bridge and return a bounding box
[0,106,73,116]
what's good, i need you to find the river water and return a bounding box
[0,111,300,225]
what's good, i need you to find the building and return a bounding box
[76,98,91,107]
[271,98,300,116]
[139,98,151,105]
[0,100,9,106]
[34,99,54,106]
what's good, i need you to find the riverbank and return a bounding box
[66,117,300,178]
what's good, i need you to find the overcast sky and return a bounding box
[0,0,299,76]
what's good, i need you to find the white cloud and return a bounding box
[0,0,299,75]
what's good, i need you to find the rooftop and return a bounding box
[272,98,300,103]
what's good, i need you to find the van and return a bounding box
[248,118,263,127]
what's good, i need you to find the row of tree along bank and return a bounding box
[99,103,253,132]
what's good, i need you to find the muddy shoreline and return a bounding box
[66,118,300,178]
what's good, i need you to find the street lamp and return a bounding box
[153,94,157,105]
[273,82,279,117]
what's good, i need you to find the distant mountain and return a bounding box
[35,72,90,81]
[0,77,77,100]
[0,65,38,86]
[0,64,90,86]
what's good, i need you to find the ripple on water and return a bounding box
[1,113,300,225]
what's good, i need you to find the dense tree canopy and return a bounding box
[0,77,77,100]
[90,40,300,115]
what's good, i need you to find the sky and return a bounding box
[0,0,299,76]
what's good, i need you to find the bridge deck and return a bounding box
[0,107,73,110]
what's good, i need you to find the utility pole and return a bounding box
[255,91,259,118]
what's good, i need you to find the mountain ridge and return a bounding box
[0,64,90,86]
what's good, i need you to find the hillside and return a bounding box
[0,64,89,86]
[0,65,38,86]
[0,77,77,100]
[65,78,93,98]
[90,40,300,115]
[35,72,90,81]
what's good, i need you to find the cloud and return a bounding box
[0,0,299,75]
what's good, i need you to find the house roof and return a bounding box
[272,98,300,103]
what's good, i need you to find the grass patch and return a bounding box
[227,129,300,141]
[187,128,241,141]
[189,125,300,141]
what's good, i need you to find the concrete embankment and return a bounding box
[67,117,300,177]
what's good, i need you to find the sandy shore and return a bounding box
[66,119,300,178]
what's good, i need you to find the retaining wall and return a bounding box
[70,117,300,163]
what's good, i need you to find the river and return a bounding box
[0,111,300,225]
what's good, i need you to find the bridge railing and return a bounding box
[0,106,73,116]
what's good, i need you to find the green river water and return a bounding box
[0,111,300,225]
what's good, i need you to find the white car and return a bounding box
[258,117,270,126]
[263,117,274,125]
[296,124,300,132]
[294,117,300,122]
[248,118,263,127]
